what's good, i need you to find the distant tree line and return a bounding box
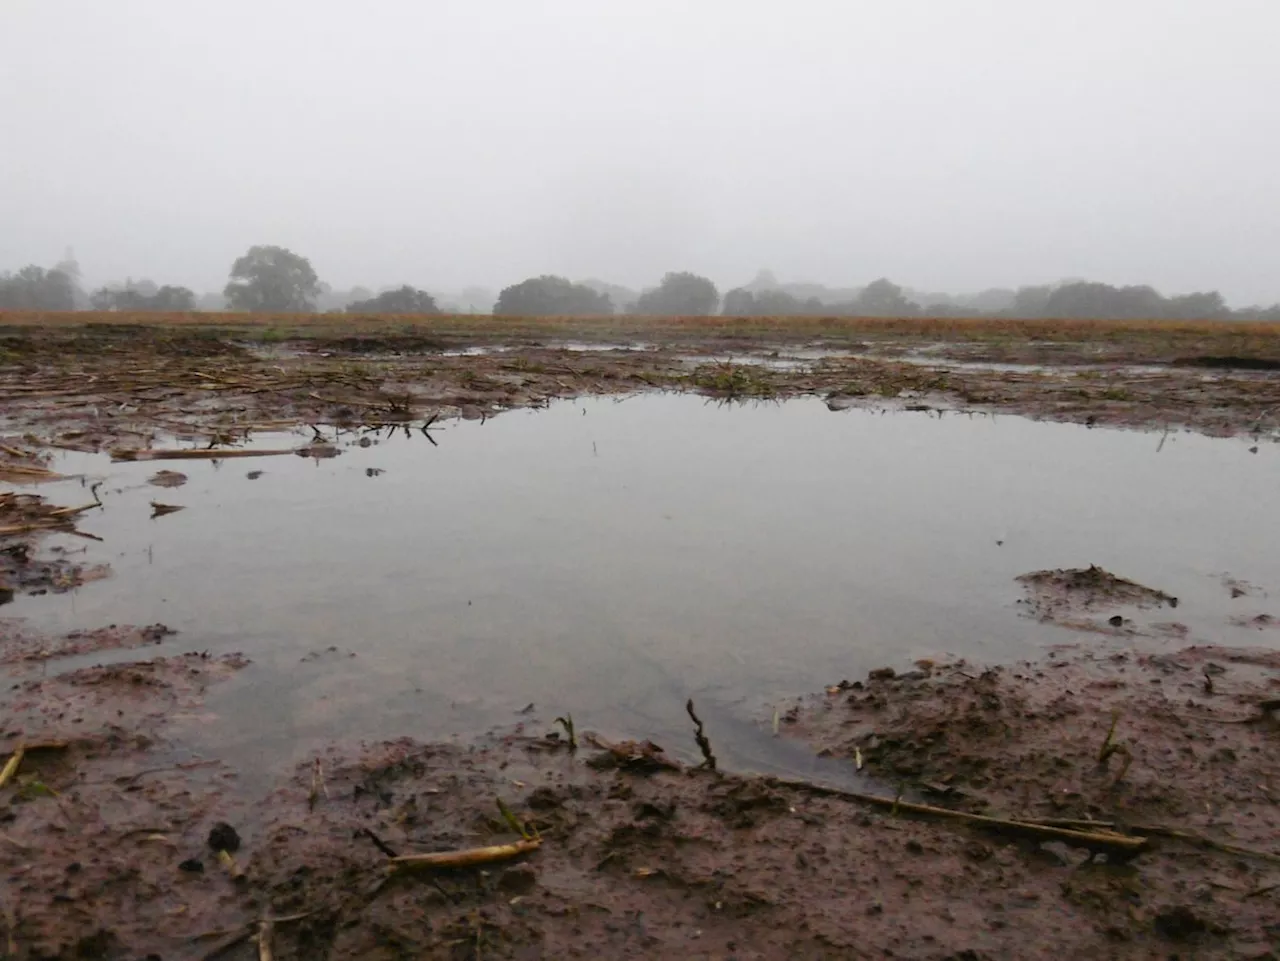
[3,246,1279,321]
[91,279,196,312]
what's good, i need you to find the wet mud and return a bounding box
[3,636,1279,958]
[1016,565,1180,631]
[1,320,1279,456]
[3,316,1280,957]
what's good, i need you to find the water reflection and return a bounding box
[4,395,1277,778]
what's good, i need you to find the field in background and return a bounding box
[4,310,1280,362]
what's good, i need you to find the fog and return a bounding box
[3,0,1278,304]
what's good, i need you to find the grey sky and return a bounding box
[3,0,1277,303]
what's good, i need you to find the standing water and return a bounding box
[3,394,1277,777]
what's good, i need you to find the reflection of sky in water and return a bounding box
[4,395,1277,779]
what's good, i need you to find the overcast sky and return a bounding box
[3,0,1277,303]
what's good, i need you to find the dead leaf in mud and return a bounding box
[149,501,184,518]
[147,470,187,488]
[246,470,263,480]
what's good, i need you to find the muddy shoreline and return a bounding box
[3,317,1280,957]
[1,320,1278,457]
[2,621,1279,959]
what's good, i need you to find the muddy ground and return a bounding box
[3,315,1280,958]
[2,622,1279,959]
[0,317,1278,460]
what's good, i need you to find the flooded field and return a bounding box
[6,395,1277,778]
[3,319,1280,959]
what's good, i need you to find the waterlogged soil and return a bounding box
[3,319,1280,957]
[0,323,1277,458]
[1016,565,1181,631]
[3,630,1280,959]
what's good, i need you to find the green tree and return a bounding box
[1011,285,1054,317]
[1165,291,1228,320]
[853,278,915,317]
[223,245,321,312]
[91,279,195,311]
[722,287,822,316]
[494,276,613,316]
[347,286,440,315]
[0,265,78,310]
[634,271,719,316]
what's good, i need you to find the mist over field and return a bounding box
[3,0,1278,317]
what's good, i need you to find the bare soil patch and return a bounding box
[1016,565,1179,629]
[3,621,1280,958]
[0,622,174,664]
[0,317,1278,454]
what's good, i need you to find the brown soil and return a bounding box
[4,315,1280,958]
[0,318,1277,457]
[784,644,1280,958]
[0,622,174,664]
[3,624,1280,958]
[0,541,110,605]
[1016,565,1180,631]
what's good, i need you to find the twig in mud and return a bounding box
[194,912,313,961]
[686,699,717,771]
[389,838,542,873]
[197,929,251,961]
[110,447,301,462]
[216,848,246,881]
[257,919,274,961]
[1098,710,1123,763]
[1109,745,1133,788]
[497,797,535,840]
[308,758,329,811]
[0,832,33,853]
[767,776,1151,861]
[554,714,577,751]
[359,827,399,858]
[0,743,25,791]
[1033,817,1119,832]
[0,739,66,756]
[1127,823,1280,865]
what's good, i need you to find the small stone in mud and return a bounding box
[1108,615,1124,627]
[207,822,241,853]
[365,467,384,477]
[868,667,896,682]
[178,858,204,873]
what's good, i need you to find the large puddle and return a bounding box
[4,395,1278,783]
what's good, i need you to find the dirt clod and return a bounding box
[208,822,241,853]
